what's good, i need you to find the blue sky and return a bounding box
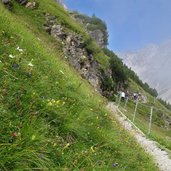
[64,0,171,52]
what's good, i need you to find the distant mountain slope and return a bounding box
[118,40,171,103]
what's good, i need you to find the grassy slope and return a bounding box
[119,79,171,151]
[0,1,158,170]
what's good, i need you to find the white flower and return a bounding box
[0,60,2,63]
[28,62,34,67]
[9,54,15,58]
[17,46,23,52]
[28,59,34,67]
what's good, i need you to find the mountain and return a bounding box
[118,40,171,103]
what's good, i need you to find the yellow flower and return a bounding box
[48,102,53,106]
[53,143,57,147]
[91,146,95,153]
[56,100,60,105]
[51,99,55,103]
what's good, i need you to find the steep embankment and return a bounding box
[0,1,158,170]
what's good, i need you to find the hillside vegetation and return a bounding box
[118,80,171,151]
[0,0,159,170]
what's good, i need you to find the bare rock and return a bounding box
[25,2,37,9]
[51,25,63,38]
[89,29,106,48]
[2,0,10,4]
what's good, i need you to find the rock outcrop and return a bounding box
[2,0,37,9]
[70,12,108,48]
[44,13,103,92]
[25,2,37,9]
[89,29,106,48]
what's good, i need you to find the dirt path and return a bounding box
[107,102,171,171]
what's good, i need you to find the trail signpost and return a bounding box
[148,106,154,135]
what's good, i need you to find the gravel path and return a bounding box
[107,102,171,171]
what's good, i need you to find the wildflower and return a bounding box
[12,63,20,70]
[91,146,95,153]
[0,60,2,63]
[9,54,15,58]
[31,135,36,140]
[56,100,60,105]
[53,143,57,147]
[16,46,23,52]
[11,132,18,137]
[51,99,55,103]
[28,62,34,67]
[48,101,53,106]
[112,162,118,167]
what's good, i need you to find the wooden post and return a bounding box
[154,97,156,104]
[133,100,138,122]
[148,106,154,135]
[124,97,128,111]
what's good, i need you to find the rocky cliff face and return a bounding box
[70,13,108,48]
[44,13,105,93]
[89,29,105,48]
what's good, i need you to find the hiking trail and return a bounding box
[107,102,171,171]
